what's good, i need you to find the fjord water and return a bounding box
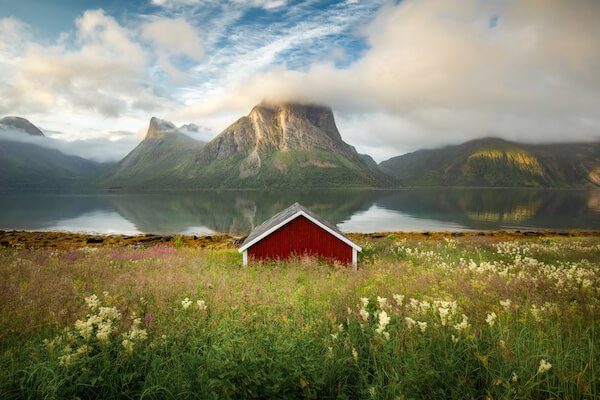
[0,188,599,235]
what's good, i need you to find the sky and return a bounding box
[1,0,599,162]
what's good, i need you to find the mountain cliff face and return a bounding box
[0,116,45,136]
[100,117,205,189]
[190,103,393,188]
[379,138,600,187]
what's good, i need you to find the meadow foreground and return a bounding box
[0,235,598,399]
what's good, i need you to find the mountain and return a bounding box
[99,117,205,189]
[187,103,394,188]
[0,117,100,190]
[0,116,45,136]
[379,137,600,187]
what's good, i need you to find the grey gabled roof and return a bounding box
[239,202,361,252]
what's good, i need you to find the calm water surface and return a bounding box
[0,188,599,235]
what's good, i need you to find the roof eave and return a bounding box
[238,210,362,252]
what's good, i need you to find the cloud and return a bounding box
[0,10,167,118]
[177,0,600,160]
[0,125,140,162]
[150,0,287,10]
[142,17,204,81]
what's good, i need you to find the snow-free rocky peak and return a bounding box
[145,117,179,140]
[0,116,45,137]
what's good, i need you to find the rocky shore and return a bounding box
[1,229,599,250]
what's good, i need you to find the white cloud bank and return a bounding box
[176,0,600,160]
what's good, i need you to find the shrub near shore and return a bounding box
[0,237,598,399]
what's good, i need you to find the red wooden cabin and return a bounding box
[239,203,361,270]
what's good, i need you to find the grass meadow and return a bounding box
[0,236,598,399]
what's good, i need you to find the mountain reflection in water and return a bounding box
[0,188,598,235]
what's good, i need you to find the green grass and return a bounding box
[0,237,599,399]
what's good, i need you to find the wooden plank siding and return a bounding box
[247,215,352,264]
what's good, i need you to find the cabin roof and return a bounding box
[238,202,361,252]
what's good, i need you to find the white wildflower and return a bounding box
[438,307,450,326]
[417,321,428,332]
[352,347,358,363]
[377,296,387,309]
[405,317,417,329]
[383,331,390,340]
[500,299,511,310]
[122,339,134,353]
[486,312,497,327]
[181,297,192,309]
[196,299,207,310]
[376,311,390,335]
[85,294,100,310]
[337,323,344,332]
[360,297,369,308]
[393,294,404,306]
[538,359,552,374]
[511,372,518,382]
[359,308,369,321]
[451,334,459,343]
[454,314,470,331]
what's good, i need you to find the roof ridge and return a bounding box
[240,202,355,250]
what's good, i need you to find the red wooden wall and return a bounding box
[248,215,352,264]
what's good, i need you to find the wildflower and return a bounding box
[383,331,390,340]
[499,339,506,348]
[96,322,113,341]
[337,323,344,332]
[144,313,153,329]
[368,387,376,398]
[122,339,134,353]
[393,294,404,306]
[85,294,100,310]
[417,321,427,332]
[331,333,338,340]
[486,312,497,327]
[360,297,369,308]
[500,299,511,310]
[438,307,450,326]
[538,359,552,374]
[454,314,470,331]
[359,308,369,321]
[377,296,387,309]
[352,347,358,363]
[409,298,420,310]
[347,307,352,315]
[405,317,417,329]
[376,311,390,335]
[511,372,518,382]
[530,305,542,322]
[196,299,207,310]
[451,334,459,343]
[181,297,192,309]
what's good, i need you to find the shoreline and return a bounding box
[1,229,599,250]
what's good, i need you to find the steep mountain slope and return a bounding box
[189,103,394,188]
[379,137,600,187]
[100,117,205,189]
[0,140,100,190]
[0,116,45,136]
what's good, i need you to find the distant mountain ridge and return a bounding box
[2,112,600,191]
[380,137,600,187]
[0,117,100,190]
